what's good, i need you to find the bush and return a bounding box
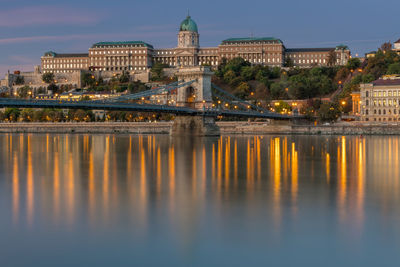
[318,102,341,122]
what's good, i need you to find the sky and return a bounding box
[0,0,399,75]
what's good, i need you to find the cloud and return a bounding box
[0,6,101,27]
[0,30,178,46]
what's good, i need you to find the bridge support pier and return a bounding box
[170,116,220,136]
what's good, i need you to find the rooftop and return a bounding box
[395,39,400,43]
[286,48,335,53]
[179,15,198,33]
[221,37,282,44]
[43,51,88,58]
[91,41,154,49]
[372,76,400,86]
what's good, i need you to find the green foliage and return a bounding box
[241,66,255,81]
[47,83,59,94]
[150,62,168,81]
[274,100,291,113]
[387,63,400,74]
[287,67,335,99]
[127,81,148,93]
[37,87,46,95]
[318,102,341,122]
[15,76,24,85]
[346,58,361,70]
[364,50,400,79]
[42,73,55,84]
[284,57,294,67]
[234,82,250,98]
[4,108,20,122]
[119,71,130,83]
[82,73,96,88]
[17,86,32,98]
[223,70,236,84]
[270,82,288,99]
[68,109,94,122]
[223,57,251,75]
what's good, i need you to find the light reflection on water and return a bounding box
[1,134,400,266]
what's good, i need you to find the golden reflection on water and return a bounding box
[26,135,34,227]
[338,136,347,223]
[12,152,19,224]
[6,134,400,237]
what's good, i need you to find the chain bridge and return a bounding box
[0,67,303,135]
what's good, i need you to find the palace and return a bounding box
[359,75,400,122]
[41,15,351,75]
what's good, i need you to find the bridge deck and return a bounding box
[0,98,303,120]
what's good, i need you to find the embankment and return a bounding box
[0,122,399,135]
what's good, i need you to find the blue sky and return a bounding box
[0,0,399,75]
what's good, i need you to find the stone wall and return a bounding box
[0,121,400,135]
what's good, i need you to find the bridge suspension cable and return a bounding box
[0,87,9,94]
[107,79,197,102]
[211,83,269,114]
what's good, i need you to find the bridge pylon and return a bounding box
[171,66,220,136]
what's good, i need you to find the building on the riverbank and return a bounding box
[394,39,400,55]
[351,92,361,115]
[360,75,400,122]
[41,52,89,74]
[38,14,350,76]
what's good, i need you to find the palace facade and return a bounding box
[360,75,400,122]
[41,15,351,74]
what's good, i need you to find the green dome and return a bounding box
[180,16,198,33]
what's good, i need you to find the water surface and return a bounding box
[1,134,399,266]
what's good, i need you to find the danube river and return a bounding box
[1,134,400,266]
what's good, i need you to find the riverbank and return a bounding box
[0,121,400,135]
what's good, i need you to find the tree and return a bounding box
[150,62,168,81]
[0,111,5,121]
[387,63,400,75]
[20,109,34,122]
[223,57,250,75]
[42,73,55,84]
[47,83,59,94]
[241,66,255,81]
[270,82,285,99]
[318,102,341,122]
[284,57,294,68]
[327,50,337,67]
[15,75,24,85]
[4,108,20,122]
[223,70,236,84]
[119,71,130,83]
[380,42,392,52]
[234,82,250,98]
[17,86,32,98]
[82,73,96,88]
[274,100,291,113]
[346,58,361,71]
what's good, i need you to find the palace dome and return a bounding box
[179,16,198,33]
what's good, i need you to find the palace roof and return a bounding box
[221,37,282,44]
[180,16,198,33]
[372,77,400,86]
[43,51,88,57]
[91,41,154,49]
[286,48,335,52]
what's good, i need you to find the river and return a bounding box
[1,134,399,266]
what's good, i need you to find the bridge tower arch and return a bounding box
[171,66,220,136]
[176,66,213,110]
